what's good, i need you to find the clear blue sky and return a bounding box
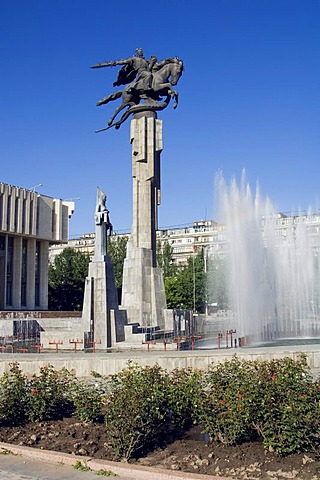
[1,0,319,237]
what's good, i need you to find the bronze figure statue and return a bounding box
[94,187,113,259]
[91,48,184,132]
[95,188,112,233]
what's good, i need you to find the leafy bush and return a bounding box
[168,367,203,429]
[71,380,107,422]
[195,356,258,445]
[104,362,171,460]
[195,354,320,456]
[252,355,320,455]
[26,364,75,422]
[0,357,319,458]
[0,362,28,425]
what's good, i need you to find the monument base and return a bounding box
[82,255,127,349]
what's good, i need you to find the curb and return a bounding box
[0,442,231,480]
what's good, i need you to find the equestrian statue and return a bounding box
[91,48,184,132]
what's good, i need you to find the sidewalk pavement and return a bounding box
[0,442,231,480]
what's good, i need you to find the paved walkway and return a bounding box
[0,443,229,480]
[0,453,99,480]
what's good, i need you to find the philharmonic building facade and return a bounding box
[0,182,74,311]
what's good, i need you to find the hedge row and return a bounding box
[0,355,319,459]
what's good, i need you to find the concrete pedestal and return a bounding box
[82,251,127,349]
[121,112,167,328]
[82,188,127,349]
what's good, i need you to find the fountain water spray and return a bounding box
[213,170,320,343]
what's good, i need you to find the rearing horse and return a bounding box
[96,59,184,131]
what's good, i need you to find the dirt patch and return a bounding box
[0,418,319,479]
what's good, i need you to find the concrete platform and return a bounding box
[0,344,319,377]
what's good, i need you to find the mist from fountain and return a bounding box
[213,171,320,343]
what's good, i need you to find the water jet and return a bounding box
[206,171,320,345]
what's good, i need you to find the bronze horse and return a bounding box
[95,59,184,131]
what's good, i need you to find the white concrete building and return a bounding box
[49,220,221,266]
[0,182,74,310]
[158,220,222,265]
[49,213,320,267]
[49,232,97,262]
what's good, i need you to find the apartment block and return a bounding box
[49,212,320,268]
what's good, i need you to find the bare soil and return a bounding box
[0,418,319,479]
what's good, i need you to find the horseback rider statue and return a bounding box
[91,48,184,132]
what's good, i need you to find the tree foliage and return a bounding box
[48,237,229,315]
[164,249,207,313]
[206,255,229,310]
[157,240,176,278]
[48,248,90,311]
[162,248,229,313]
[48,234,230,315]
[107,235,128,289]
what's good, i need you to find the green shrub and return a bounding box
[0,362,28,425]
[195,354,320,456]
[104,362,170,460]
[26,364,75,422]
[0,357,319,458]
[71,380,106,422]
[253,355,320,455]
[195,356,258,445]
[168,367,203,429]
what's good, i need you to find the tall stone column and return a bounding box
[26,238,36,309]
[39,241,49,309]
[121,112,167,328]
[0,236,5,310]
[12,236,22,309]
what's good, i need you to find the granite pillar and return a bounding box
[121,112,167,328]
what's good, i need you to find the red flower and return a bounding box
[31,389,38,394]
[271,375,276,381]
[219,400,225,405]
[237,394,243,399]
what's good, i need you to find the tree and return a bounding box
[164,249,207,313]
[48,248,90,311]
[206,255,229,310]
[157,240,176,278]
[107,235,128,289]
